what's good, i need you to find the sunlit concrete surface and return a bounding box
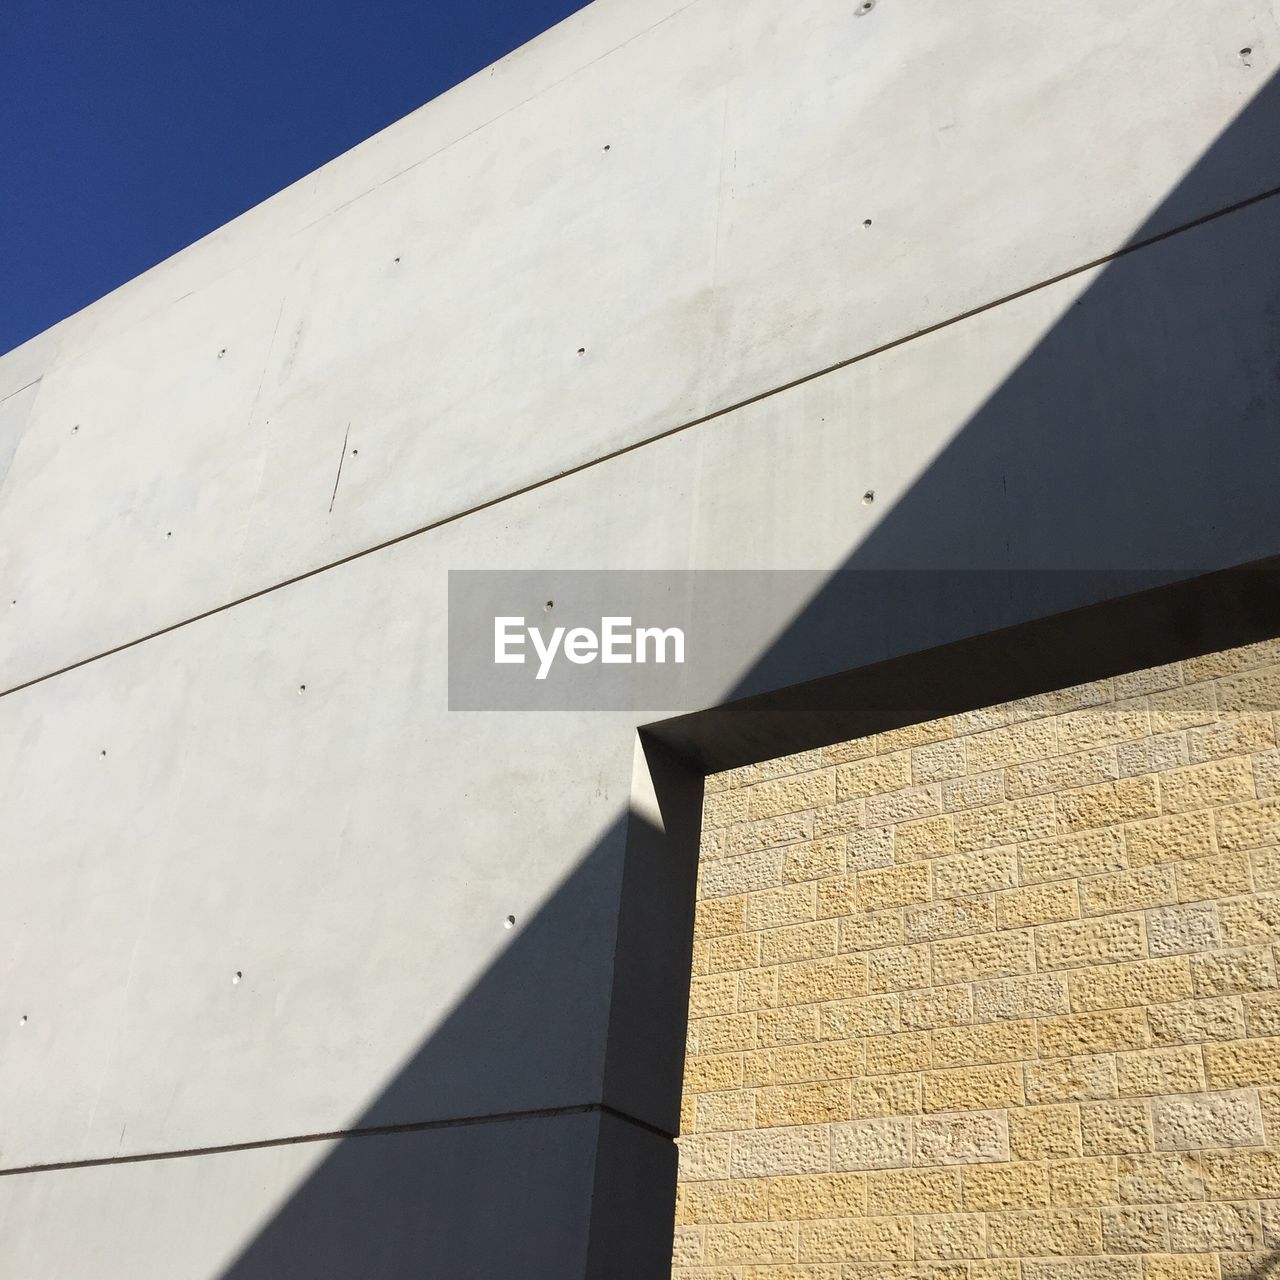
[2,0,1279,1274]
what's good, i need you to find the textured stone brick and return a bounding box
[798,1215,912,1262]
[867,1167,963,1215]
[1160,758,1256,814]
[933,1019,1037,1068]
[696,1089,757,1132]
[1101,1206,1169,1253]
[671,1224,704,1266]
[813,798,866,839]
[923,1063,1024,1113]
[1198,1148,1280,1199]
[1068,957,1194,1012]
[696,895,749,938]
[703,848,786,898]
[954,795,1058,852]
[1116,1152,1207,1203]
[1145,903,1220,956]
[685,1053,746,1096]
[974,974,1069,1022]
[894,814,957,861]
[1254,847,1280,892]
[987,1209,1103,1257]
[756,1005,817,1047]
[761,919,839,966]
[1028,1259,1143,1280]
[767,1171,866,1221]
[838,753,913,801]
[1036,913,1146,971]
[1008,747,1120,800]
[731,1125,831,1178]
[1187,714,1274,763]
[1117,733,1189,779]
[841,825,894,871]
[1190,946,1277,998]
[839,911,905,954]
[1217,893,1280,947]
[818,994,899,1040]
[1058,776,1160,834]
[707,930,762,974]
[1125,811,1216,869]
[1244,992,1280,1037]
[698,1012,758,1054]
[901,984,975,1030]
[943,772,1006,813]
[1058,703,1151,754]
[906,896,996,943]
[880,718,955,753]
[834,1121,916,1172]
[1152,1089,1264,1150]
[749,771,837,820]
[821,736,878,766]
[1116,1046,1205,1096]
[1080,866,1177,918]
[1050,1156,1119,1207]
[1167,1201,1262,1253]
[678,1131,734,1181]
[777,954,870,1006]
[914,1213,988,1260]
[866,1031,932,1076]
[754,1081,848,1128]
[1217,799,1280,854]
[706,788,752,829]
[963,1162,1051,1211]
[1080,1099,1153,1155]
[746,1037,864,1088]
[1040,1008,1150,1059]
[676,1176,770,1225]
[914,1110,1009,1165]
[689,972,739,1020]
[914,739,968,784]
[935,848,1019,898]
[1149,684,1219,734]
[850,1073,922,1119]
[1204,1037,1280,1089]
[1142,1255,1219,1280]
[784,835,847,883]
[933,931,1034,983]
[1176,851,1253,904]
[1148,996,1246,1046]
[748,883,817,931]
[1216,665,1280,715]
[1023,828,1127,885]
[815,874,858,919]
[1255,750,1280,799]
[737,969,776,1012]
[731,810,817,856]
[998,880,1080,930]
[860,863,932,911]
[868,943,932,993]
[866,785,943,828]
[706,1221,798,1264]
[1010,1104,1083,1160]
[968,720,1058,772]
[1027,1054,1118,1104]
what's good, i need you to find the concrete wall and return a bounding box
[2,0,1280,1274]
[677,638,1280,1279]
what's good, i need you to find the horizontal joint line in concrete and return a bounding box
[0,1102,673,1180]
[4,180,1279,703]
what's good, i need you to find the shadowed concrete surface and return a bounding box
[1,0,1280,1275]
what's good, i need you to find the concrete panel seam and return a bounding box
[4,181,1279,703]
[0,1101,674,1180]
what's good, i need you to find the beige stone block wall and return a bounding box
[673,637,1280,1280]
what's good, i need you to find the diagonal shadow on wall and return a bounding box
[205,67,1280,1279]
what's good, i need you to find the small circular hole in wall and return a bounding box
[232,972,242,984]
[298,684,306,694]
[166,531,172,539]
[504,916,516,930]
[862,490,876,505]
[218,349,226,359]
[351,448,358,456]
[856,0,875,14]
[603,144,611,152]
[19,1015,27,1026]
[72,425,79,434]
[394,256,401,264]
[99,749,107,759]
[544,600,554,611]
[1240,47,1253,58]
[863,219,873,228]
[577,347,586,356]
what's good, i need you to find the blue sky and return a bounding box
[0,0,589,355]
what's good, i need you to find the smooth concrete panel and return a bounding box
[3,0,1277,690]
[4,192,1280,1167]
[0,1111,628,1279]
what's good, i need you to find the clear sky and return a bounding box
[0,0,590,356]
